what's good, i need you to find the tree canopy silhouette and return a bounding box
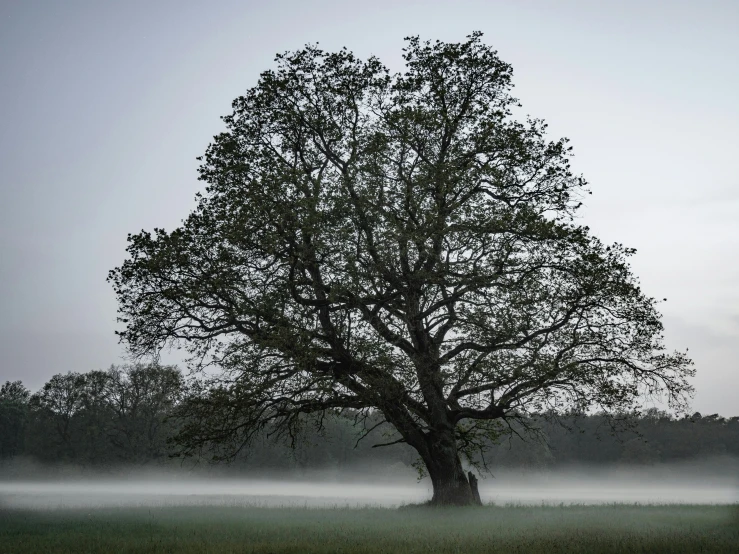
[109,32,693,505]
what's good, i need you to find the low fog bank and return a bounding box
[1,457,737,509]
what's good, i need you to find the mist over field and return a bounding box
[2,457,737,510]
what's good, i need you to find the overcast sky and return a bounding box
[1,0,737,416]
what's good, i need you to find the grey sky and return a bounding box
[1,0,737,415]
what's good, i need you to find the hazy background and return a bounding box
[1,0,737,415]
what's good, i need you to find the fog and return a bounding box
[2,459,737,510]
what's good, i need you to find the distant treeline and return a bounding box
[1,365,737,471]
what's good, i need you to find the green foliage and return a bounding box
[107,32,694,497]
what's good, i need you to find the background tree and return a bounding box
[28,372,87,462]
[4,374,734,472]
[20,364,182,466]
[109,33,694,505]
[0,381,31,459]
[106,363,183,463]
[75,370,116,465]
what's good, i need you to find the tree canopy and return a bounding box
[109,32,693,505]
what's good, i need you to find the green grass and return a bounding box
[1,503,737,553]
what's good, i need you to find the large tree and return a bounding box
[109,33,693,505]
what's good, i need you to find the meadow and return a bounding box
[1,503,737,554]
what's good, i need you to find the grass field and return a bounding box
[1,503,737,553]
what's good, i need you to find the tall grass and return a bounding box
[1,503,737,553]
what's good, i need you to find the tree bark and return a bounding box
[468,471,482,505]
[422,431,483,506]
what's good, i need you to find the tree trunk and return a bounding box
[423,432,483,506]
[468,471,482,505]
